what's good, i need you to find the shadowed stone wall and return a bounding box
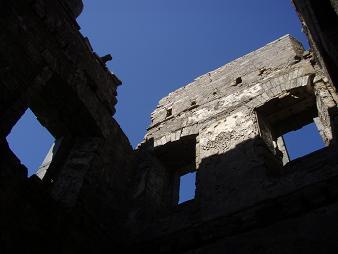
[0,1,135,253]
[133,35,338,253]
[0,1,337,253]
[292,0,338,89]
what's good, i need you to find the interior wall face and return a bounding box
[1,1,338,253]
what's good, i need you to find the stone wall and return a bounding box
[292,0,338,90]
[1,1,338,253]
[0,1,136,253]
[134,35,338,253]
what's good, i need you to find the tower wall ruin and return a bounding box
[132,35,338,253]
[0,1,337,253]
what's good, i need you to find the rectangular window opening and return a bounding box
[255,85,330,166]
[154,134,197,206]
[6,108,55,177]
[282,121,326,161]
[178,171,196,204]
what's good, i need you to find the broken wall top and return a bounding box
[142,34,316,146]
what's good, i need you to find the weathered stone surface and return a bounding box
[134,34,338,252]
[0,1,131,253]
[293,0,338,90]
[62,0,84,18]
[0,1,338,254]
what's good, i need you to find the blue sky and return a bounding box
[77,0,309,147]
[6,0,325,186]
[283,122,325,160]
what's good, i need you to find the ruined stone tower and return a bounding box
[131,34,338,252]
[1,0,338,253]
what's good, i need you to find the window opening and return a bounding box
[6,109,55,176]
[154,134,197,206]
[256,85,328,165]
[178,171,196,204]
[283,122,325,160]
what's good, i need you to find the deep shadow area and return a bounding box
[1,0,338,253]
[132,136,338,253]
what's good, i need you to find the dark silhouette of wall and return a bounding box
[0,1,337,253]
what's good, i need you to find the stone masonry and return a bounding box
[0,1,135,252]
[132,34,338,253]
[0,0,338,253]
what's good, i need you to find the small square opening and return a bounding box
[235,77,242,85]
[6,109,55,176]
[166,108,172,118]
[178,171,196,204]
[283,121,326,160]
